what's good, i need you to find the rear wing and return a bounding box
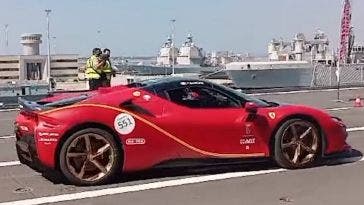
[18,97,43,112]
[18,94,88,111]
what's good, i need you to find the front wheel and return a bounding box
[274,119,321,169]
[59,128,122,185]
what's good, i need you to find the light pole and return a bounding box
[52,36,56,54]
[4,24,9,52]
[170,19,176,75]
[335,50,344,103]
[45,9,52,82]
[97,30,101,48]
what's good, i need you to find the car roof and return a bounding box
[129,77,213,91]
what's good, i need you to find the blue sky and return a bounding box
[0,0,362,57]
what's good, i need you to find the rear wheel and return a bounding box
[59,128,121,185]
[274,119,321,169]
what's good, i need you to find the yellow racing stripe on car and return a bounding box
[40,104,265,158]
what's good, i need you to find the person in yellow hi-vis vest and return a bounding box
[85,48,107,90]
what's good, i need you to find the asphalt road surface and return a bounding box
[0,87,363,205]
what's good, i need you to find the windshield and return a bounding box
[127,78,167,88]
[213,84,270,107]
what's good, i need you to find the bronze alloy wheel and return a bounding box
[280,120,319,167]
[65,133,115,182]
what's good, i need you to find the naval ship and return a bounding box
[118,34,219,75]
[224,0,364,89]
[225,30,364,88]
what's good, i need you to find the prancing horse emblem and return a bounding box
[268,112,276,119]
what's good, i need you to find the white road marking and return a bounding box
[0,135,15,140]
[0,108,19,112]
[0,161,20,167]
[347,127,364,132]
[1,157,364,205]
[249,87,363,96]
[0,169,286,205]
[326,107,352,111]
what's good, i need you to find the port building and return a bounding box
[0,33,79,84]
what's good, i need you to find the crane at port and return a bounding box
[338,0,352,64]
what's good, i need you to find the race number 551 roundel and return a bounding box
[114,113,136,135]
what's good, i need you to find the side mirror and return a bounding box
[245,102,258,114]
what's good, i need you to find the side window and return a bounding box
[166,86,240,108]
[166,88,188,105]
[156,90,169,100]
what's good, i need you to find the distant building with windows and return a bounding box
[0,33,79,84]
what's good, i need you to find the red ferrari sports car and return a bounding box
[15,77,350,185]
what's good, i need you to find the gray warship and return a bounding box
[119,33,219,75]
[225,30,364,88]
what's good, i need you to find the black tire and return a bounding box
[59,128,122,186]
[274,118,321,169]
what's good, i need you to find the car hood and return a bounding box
[258,101,331,122]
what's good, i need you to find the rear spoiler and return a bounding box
[18,97,43,112]
[43,94,88,107]
[18,94,88,111]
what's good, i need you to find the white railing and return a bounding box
[311,64,364,87]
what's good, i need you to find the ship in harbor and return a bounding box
[223,0,364,89]
[114,28,364,89]
[225,30,335,88]
[118,33,219,76]
[225,30,364,89]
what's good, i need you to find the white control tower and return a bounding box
[20,33,42,55]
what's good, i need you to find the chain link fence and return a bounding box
[311,63,364,87]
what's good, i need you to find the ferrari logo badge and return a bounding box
[268,112,276,119]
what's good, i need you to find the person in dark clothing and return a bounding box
[101,48,115,87]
